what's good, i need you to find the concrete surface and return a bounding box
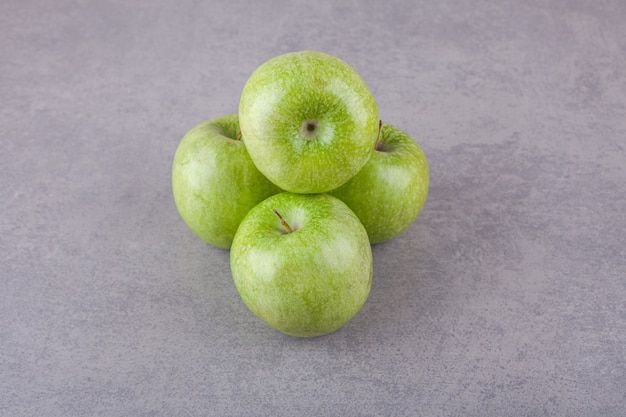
[1,0,625,416]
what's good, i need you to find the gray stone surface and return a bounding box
[2,0,625,416]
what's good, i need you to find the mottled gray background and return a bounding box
[1,0,625,416]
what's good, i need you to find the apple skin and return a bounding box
[239,50,379,194]
[230,192,373,337]
[172,115,281,249]
[329,122,429,244]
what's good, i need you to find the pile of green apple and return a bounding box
[172,51,429,338]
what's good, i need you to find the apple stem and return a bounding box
[273,209,293,234]
[236,130,242,141]
[374,119,383,149]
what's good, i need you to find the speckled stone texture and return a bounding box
[1,0,625,416]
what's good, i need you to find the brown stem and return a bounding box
[374,119,383,149]
[236,130,242,141]
[273,209,293,234]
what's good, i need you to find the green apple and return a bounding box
[238,50,379,194]
[329,122,429,244]
[172,114,281,249]
[230,192,373,337]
